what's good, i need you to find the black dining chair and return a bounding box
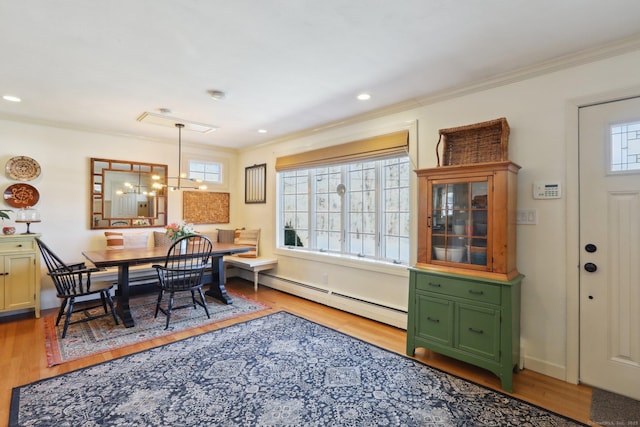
[35,238,119,338]
[153,234,213,329]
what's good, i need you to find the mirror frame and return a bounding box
[90,158,168,229]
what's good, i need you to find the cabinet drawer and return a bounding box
[415,273,500,305]
[0,239,35,253]
[456,303,500,361]
[415,294,453,346]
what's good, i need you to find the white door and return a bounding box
[579,96,640,400]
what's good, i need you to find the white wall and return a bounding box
[235,48,640,382]
[0,120,240,309]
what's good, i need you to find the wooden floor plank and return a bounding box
[0,278,595,425]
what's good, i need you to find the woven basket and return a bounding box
[436,117,510,166]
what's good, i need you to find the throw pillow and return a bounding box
[104,232,124,250]
[123,232,149,249]
[217,229,237,243]
[199,230,219,243]
[234,229,260,257]
[153,231,173,247]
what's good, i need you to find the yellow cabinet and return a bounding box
[0,234,40,317]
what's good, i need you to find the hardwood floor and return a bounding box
[0,278,596,425]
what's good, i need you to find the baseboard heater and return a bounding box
[260,272,406,314]
[330,291,407,314]
[262,273,330,294]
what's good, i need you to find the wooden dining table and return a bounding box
[82,243,252,328]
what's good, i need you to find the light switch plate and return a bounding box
[517,208,537,225]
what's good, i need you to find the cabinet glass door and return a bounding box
[469,181,488,265]
[431,180,488,266]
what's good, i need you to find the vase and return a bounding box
[180,239,188,253]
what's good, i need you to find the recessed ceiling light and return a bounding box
[207,90,226,100]
[3,95,21,102]
[258,129,268,134]
[356,93,371,101]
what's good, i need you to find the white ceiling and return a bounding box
[2,1,640,149]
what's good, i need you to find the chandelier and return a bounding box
[115,168,161,196]
[166,123,207,191]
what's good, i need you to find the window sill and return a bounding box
[274,247,409,277]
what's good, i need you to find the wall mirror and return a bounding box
[91,158,168,229]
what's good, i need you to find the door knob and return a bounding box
[584,262,598,273]
[585,244,597,253]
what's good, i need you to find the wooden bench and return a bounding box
[223,256,278,291]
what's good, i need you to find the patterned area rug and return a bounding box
[43,291,268,366]
[18,312,585,426]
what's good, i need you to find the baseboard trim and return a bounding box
[522,355,567,381]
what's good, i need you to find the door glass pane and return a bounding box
[610,121,640,172]
[450,183,469,209]
[432,182,467,263]
[430,180,489,266]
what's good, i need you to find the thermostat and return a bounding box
[533,181,561,199]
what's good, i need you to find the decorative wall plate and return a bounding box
[3,183,40,208]
[5,156,41,181]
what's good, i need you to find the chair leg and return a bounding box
[55,299,67,326]
[61,297,75,339]
[104,291,119,326]
[198,288,211,319]
[190,290,197,309]
[100,292,108,313]
[164,293,175,330]
[154,290,164,318]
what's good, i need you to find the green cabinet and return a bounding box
[407,268,522,392]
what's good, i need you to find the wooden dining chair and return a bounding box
[35,238,119,338]
[153,234,213,329]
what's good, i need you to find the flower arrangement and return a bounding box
[0,209,12,222]
[165,221,195,241]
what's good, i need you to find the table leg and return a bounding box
[115,264,135,327]
[205,255,233,304]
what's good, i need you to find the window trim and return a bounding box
[277,154,411,265]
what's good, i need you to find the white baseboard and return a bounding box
[522,355,567,381]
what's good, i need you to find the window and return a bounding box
[279,155,410,264]
[188,160,222,183]
[610,121,640,172]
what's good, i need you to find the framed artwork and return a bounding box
[245,163,266,204]
[182,191,230,224]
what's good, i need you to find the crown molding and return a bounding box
[252,34,640,151]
